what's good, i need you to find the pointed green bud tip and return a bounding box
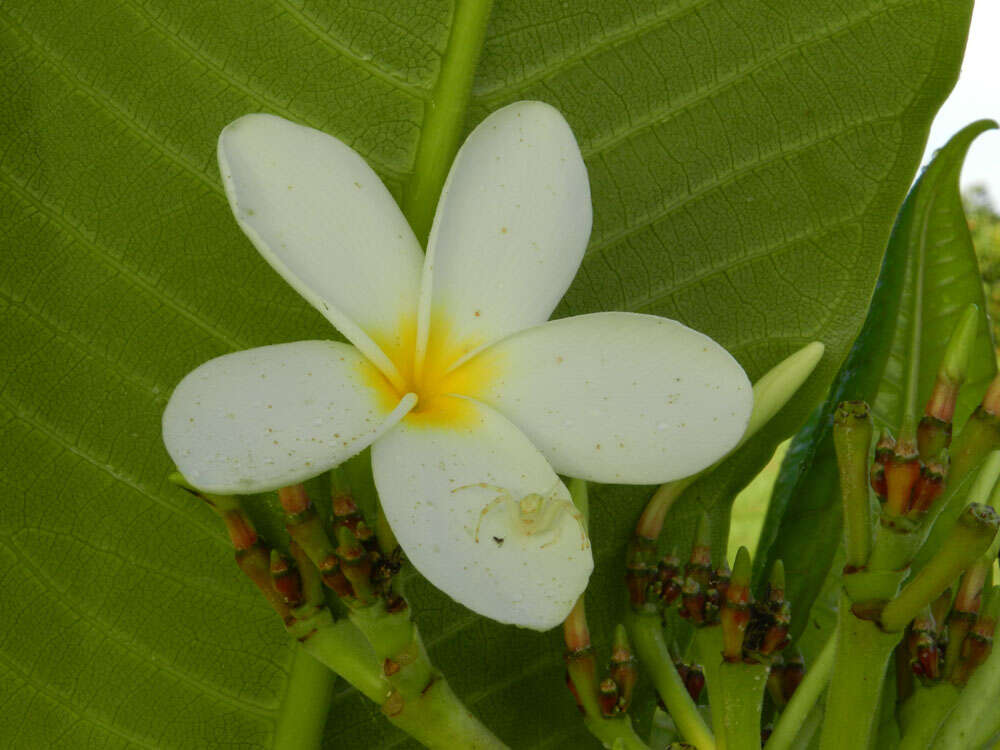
[731,546,752,587]
[770,559,786,591]
[744,341,825,441]
[612,623,631,654]
[940,304,979,385]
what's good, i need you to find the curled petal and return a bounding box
[467,312,753,483]
[372,397,593,630]
[163,341,415,493]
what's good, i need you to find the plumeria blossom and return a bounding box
[163,102,753,630]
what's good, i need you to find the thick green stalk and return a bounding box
[385,677,509,750]
[582,717,650,750]
[625,610,715,750]
[295,612,386,702]
[693,627,728,750]
[272,648,337,750]
[764,633,835,750]
[819,593,901,750]
[693,626,766,750]
[897,683,960,750]
[714,661,769,750]
[301,611,506,748]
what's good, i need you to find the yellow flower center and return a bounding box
[363,313,503,427]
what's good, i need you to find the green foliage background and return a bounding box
[0,0,973,747]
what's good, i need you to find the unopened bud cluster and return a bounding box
[906,578,998,688]
[278,484,404,612]
[627,518,791,665]
[565,623,638,719]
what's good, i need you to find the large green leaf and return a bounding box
[755,120,998,645]
[0,1,971,747]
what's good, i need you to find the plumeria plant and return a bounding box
[6,2,997,749]
[161,98,1000,750]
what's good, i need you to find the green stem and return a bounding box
[833,402,875,568]
[402,0,495,242]
[764,633,835,750]
[387,677,509,750]
[582,717,651,750]
[715,661,769,750]
[694,626,766,750]
[295,612,386,702]
[881,503,1000,632]
[302,611,506,749]
[819,593,901,750]
[897,683,960,750]
[272,647,337,750]
[625,610,716,750]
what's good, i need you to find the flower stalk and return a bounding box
[562,482,650,750]
[833,401,875,569]
[169,473,506,749]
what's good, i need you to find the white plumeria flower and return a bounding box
[163,102,753,630]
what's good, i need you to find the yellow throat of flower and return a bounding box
[362,314,502,427]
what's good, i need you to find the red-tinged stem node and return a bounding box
[908,606,941,684]
[721,547,752,662]
[608,624,638,715]
[984,374,1000,417]
[871,430,895,499]
[767,656,787,708]
[222,509,258,551]
[624,535,658,610]
[598,678,620,718]
[334,524,376,606]
[269,549,304,608]
[925,303,978,426]
[236,541,293,623]
[652,550,682,608]
[682,663,705,703]
[277,483,311,515]
[782,649,805,703]
[918,416,952,462]
[885,439,920,517]
[908,460,947,516]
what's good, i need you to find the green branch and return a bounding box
[402,0,496,241]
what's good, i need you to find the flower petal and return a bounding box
[163,341,416,494]
[415,101,592,375]
[372,397,593,630]
[468,312,753,484]
[218,114,424,388]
